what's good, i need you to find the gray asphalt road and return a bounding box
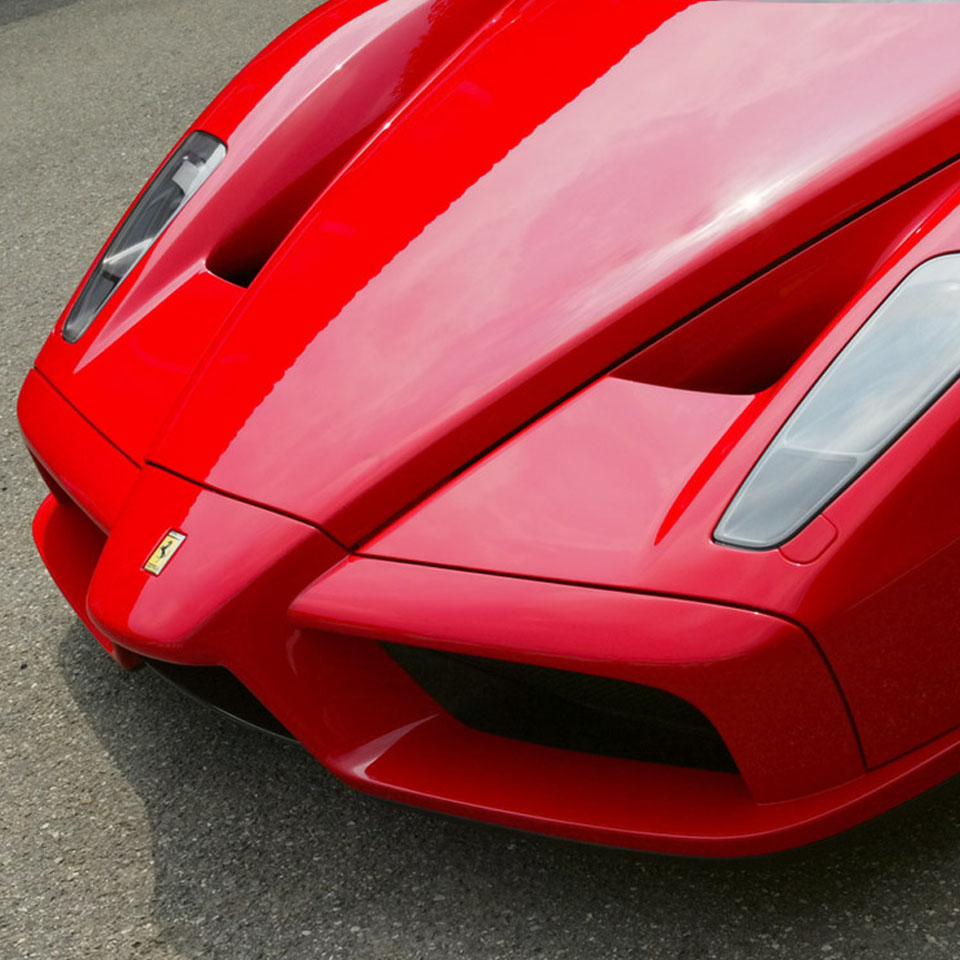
[7,1,960,958]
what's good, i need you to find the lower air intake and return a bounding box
[383,643,737,773]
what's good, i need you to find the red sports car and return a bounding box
[20,0,960,857]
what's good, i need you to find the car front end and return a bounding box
[22,0,960,856]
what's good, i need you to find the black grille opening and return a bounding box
[144,658,293,741]
[383,644,737,773]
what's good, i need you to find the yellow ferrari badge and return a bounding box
[143,530,186,575]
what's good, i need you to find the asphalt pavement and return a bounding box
[7,1,960,958]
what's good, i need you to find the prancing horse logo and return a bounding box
[143,531,186,575]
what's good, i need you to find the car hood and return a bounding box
[126,0,960,544]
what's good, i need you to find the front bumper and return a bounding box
[21,366,960,856]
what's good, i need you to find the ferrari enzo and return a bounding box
[20,0,960,856]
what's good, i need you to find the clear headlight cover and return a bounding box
[61,131,226,342]
[715,253,960,549]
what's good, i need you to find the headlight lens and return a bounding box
[715,253,960,549]
[62,130,226,342]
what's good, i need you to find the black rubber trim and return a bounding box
[144,657,295,741]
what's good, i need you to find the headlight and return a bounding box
[715,253,960,549]
[62,130,226,342]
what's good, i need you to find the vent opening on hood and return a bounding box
[205,129,377,288]
[615,156,960,395]
[384,642,738,773]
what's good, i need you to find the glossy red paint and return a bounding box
[21,0,960,856]
[28,468,960,856]
[35,0,508,464]
[18,369,139,532]
[367,180,960,771]
[149,0,960,545]
[31,495,142,668]
[86,466,344,665]
[288,556,865,804]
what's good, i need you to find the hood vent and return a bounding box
[616,156,960,395]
